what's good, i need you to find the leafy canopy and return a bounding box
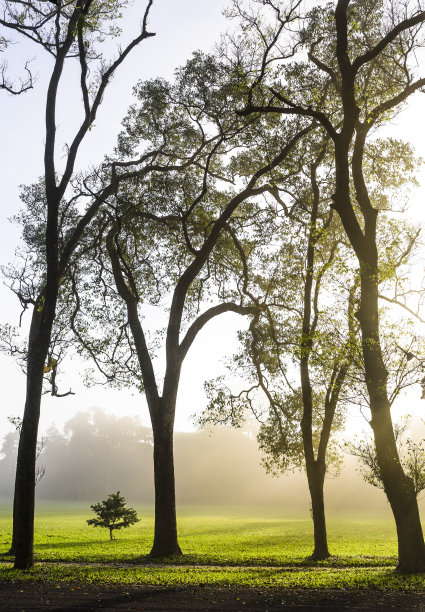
[87,491,140,539]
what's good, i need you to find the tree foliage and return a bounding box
[87,491,140,540]
[346,420,425,497]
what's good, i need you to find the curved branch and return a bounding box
[179,303,257,360]
[353,11,425,74]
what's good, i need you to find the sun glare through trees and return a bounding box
[2,0,425,608]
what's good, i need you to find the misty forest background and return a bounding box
[2,407,423,512]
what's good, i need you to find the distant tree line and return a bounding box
[2,408,418,512]
[0,409,292,505]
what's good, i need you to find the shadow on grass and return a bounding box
[298,554,396,568]
[112,553,397,569]
[0,551,13,559]
[0,542,397,570]
[34,540,129,549]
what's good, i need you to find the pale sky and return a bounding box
[0,0,235,439]
[1,1,425,443]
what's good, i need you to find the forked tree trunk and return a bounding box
[299,152,331,561]
[110,252,183,558]
[306,460,329,560]
[149,410,182,557]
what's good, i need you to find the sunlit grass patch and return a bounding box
[0,504,402,574]
[2,563,425,591]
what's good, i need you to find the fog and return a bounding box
[1,407,423,516]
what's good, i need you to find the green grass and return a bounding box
[1,503,425,590]
[3,564,425,591]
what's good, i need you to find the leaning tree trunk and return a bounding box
[373,408,425,572]
[359,265,425,573]
[332,133,425,572]
[305,459,329,560]
[149,405,182,557]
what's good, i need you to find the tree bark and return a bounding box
[333,121,425,571]
[8,474,18,555]
[150,407,182,557]
[299,152,331,561]
[13,310,52,569]
[306,460,329,560]
[358,265,425,572]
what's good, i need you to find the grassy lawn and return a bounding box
[1,503,425,590]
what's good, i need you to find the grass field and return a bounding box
[1,503,425,591]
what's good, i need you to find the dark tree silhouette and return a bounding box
[2,0,155,570]
[69,52,312,557]
[237,0,425,572]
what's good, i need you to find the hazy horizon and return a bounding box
[2,407,421,517]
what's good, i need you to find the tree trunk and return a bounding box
[368,383,425,572]
[359,262,425,573]
[301,403,331,561]
[306,460,329,560]
[298,152,331,561]
[149,410,182,557]
[13,357,45,569]
[8,488,17,555]
[393,491,425,573]
[332,133,425,572]
[113,272,182,558]
[380,444,425,571]
[13,304,52,570]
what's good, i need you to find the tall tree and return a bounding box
[198,138,359,560]
[1,0,156,570]
[237,0,425,571]
[69,52,313,557]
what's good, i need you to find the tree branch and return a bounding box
[353,10,425,74]
[179,303,258,360]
